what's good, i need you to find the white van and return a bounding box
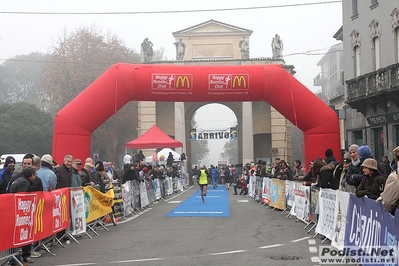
[0,154,26,169]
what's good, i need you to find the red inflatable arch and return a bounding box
[52,64,341,165]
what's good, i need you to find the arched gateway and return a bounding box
[52,63,341,165]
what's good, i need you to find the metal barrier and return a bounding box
[0,248,22,266]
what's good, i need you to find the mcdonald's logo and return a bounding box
[232,75,247,88]
[62,195,67,223]
[35,199,44,233]
[176,75,191,88]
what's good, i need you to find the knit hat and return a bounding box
[357,145,372,162]
[142,167,148,173]
[96,161,104,171]
[103,161,109,166]
[361,158,378,171]
[325,148,333,157]
[41,154,53,165]
[4,156,16,167]
[349,144,359,152]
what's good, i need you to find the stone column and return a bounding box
[271,107,290,162]
[242,102,254,163]
[174,102,186,155]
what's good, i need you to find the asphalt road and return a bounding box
[34,186,328,266]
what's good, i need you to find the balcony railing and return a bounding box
[346,63,399,103]
[313,72,328,86]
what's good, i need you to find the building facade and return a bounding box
[136,20,298,167]
[342,1,399,160]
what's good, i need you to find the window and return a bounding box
[354,46,361,77]
[353,130,363,146]
[352,0,358,16]
[372,37,381,70]
[373,128,384,160]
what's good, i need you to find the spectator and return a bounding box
[336,158,355,193]
[356,158,386,200]
[379,155,391,177]
[71,158,82,188]
[0,156,15,194]
[273,160,293,180]
[80,162,94,187]
[179,153,187,161]
[292,159,305,181]
[379,146,399,214]
[56,155,73,188]
[37,154,57,191]
[166,152,174,167]
[123,153,132,165]
[317,159,338,189]
[345,144,365,188]
[91,161,107,192]
[233,174,248,195]
[136,150,146,163]
[302,160,320,186]
[324,148,339,167]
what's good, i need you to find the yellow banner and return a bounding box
[83,186,114,223]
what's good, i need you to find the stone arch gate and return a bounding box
[52,63,341,167]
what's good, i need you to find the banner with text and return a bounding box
[316,188,337,241]
[83,186,114,223]
[70,188,86,235]
[0,188,70,251]
[189,127,237,140]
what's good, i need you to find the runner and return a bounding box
[198,165,209,203]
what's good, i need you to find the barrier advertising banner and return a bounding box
[70,188,86,236]
[269,179,286,210]
[139,181,150,208]
[0,188,70,251]
[83,186,114,223]
[289,182,310,223]
[331,190,350,250]
[344,194,398,265]
[316,188,337,240]
[261,177,271,205]
[286,180,295,208]
[310,186,319,223]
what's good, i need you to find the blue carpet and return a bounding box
[166,186,230,217]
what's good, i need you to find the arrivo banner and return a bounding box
[190,127,237,140]
[0,188,70,251]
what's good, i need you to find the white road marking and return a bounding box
[237,200,249,202]
[258,244,284,249]
[174,211,223,214]
[309,246,318,253]
[168,201,181,203]
[210,250,246,256]
[55,264,97,266]
[110,258,164,263]
[308,239,316,245]
[291,236,311,242]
